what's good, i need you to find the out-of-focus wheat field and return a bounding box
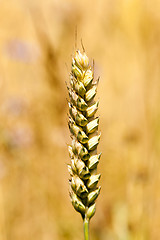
[0,0,160,239]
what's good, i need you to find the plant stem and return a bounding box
[83,218,89,240]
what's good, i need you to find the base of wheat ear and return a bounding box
[67,48,101,238]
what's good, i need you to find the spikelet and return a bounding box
[67,49,101,221]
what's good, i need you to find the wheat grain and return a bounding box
[67,49,101,239]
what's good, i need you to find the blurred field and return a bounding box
[0,0,160,239]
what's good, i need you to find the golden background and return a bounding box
[0,0,160,239]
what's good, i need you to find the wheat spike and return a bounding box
[67,48,101,239]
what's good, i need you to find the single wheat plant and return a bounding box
[67,48,101,240]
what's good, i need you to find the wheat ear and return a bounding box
[67,49,101,240]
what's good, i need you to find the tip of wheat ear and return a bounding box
[67,49,101,220]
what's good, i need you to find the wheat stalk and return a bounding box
[67,48,101,240]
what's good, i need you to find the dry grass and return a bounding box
[0,0,160,239]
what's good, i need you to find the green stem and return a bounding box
[83,218,89,240]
